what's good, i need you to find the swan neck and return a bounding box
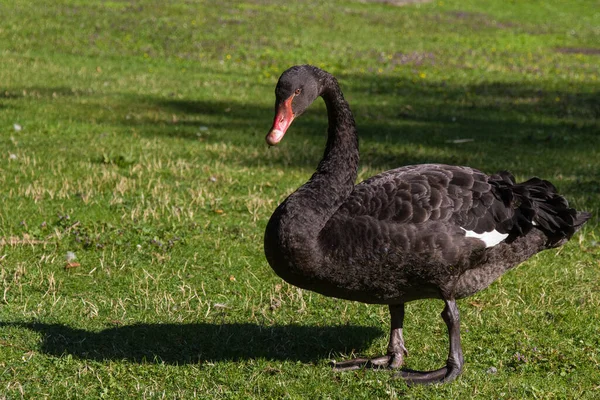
[317,75,359,191]
[286,75,358,232]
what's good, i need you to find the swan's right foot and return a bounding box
[395,299,464,386]
[332,350,406,371]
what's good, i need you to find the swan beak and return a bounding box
[266,95,295,146]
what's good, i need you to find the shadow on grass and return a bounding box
[1,322,381,365]
[4,74,599,177]
[134,76,600,169]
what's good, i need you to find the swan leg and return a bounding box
[333,303,408,371]
[396,298,464,385]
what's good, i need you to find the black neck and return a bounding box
[285,74,359,234]
[313,74,359,203]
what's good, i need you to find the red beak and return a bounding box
[266,95,295,146]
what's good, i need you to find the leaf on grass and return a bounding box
[468,301,485,309]
[263,367,281,375]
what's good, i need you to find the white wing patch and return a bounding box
[461,228,508,248]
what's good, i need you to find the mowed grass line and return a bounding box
[1,0,599,398]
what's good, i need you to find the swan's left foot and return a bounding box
[333,303,408,371]
[332,350,407,371]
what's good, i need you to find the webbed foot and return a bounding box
[333,348,407,371]
[333,303,408,371]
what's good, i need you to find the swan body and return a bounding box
[264,65,591,384]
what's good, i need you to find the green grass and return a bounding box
[1,0,599,398]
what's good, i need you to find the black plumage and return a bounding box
[263,65,591,384]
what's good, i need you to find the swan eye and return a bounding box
[295,88,302,95]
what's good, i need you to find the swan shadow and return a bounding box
[1,321,382,364]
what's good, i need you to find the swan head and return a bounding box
[266,65,322,146]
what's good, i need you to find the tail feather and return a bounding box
[574,211,592,231]
[491,172,591,246]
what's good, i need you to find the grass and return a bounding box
[0,0,599,398]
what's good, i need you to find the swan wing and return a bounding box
[337,164,516,247]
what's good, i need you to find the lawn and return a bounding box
[0,0,599,398]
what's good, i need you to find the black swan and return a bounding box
[263,65,591,384]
